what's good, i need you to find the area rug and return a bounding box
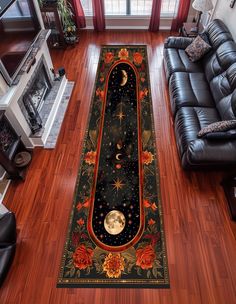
[57,46,169,288]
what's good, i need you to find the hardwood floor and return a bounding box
[1,30,236,304]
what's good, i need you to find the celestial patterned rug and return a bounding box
[57,46,169,288]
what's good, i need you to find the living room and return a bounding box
[0,0,236,303]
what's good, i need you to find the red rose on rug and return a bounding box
[133,52,143,65]
[84,150,96,165]
[103,253,125,278]
[118,48,129,59]
[73,244,93,270]
[142,150,154,165]
[136,244,156,270]
[104,52,114,64]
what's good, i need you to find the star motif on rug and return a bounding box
[112,178,125,192]
[116,111,125,123]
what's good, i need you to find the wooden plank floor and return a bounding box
[1,30,236,304]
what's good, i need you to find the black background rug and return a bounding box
[57,46,169,288]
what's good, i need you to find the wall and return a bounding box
[212,0,236,40]
[85,16,173,30]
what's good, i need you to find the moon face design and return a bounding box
[116,153,122,160]
[104,210,126,235]
[120,70,128,86]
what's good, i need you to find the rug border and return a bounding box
[57,45,170,288]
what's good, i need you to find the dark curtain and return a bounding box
[149,0,162,32]
[171,0,191,32]
[92,0,105,31]
[71,0,86,28]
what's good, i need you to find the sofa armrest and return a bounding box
[164,37,194,50]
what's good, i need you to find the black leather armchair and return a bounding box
[0,212,16,287]
[163,19,236,169]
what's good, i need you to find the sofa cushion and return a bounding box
[185,35,212,62]
[163,48,203,80]
[209,63,236,105]
[169,72,215,115]
[198,120,236,137]
[175,107,220,157]
[200,129,236,140]
[203,41,236,83]
[216,94,236,121]
[0,244,16,287]
[0,212,16,246]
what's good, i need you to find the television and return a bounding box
[0,0,42,86]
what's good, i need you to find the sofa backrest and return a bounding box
[209,56,236,120]
[205,19,233,49]
[201,19,236,120]
[203,19,236,82]
[216,88,236,121]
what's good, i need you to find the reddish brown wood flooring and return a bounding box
[1,30,236,304]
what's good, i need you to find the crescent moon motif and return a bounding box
[116,153,122,161]
[120,70,128,86]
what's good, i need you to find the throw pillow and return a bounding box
[185,35,212,62]
[201,129,236,140]
[198,120,236,138]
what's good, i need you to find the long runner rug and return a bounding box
[57,46,169,288]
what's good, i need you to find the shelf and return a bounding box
[40,4,66,49]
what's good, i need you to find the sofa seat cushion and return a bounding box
[169,72,215,115]
[175,107,221,157]
[164,48,203,80]
[0,244,16,287]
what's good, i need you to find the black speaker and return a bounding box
[58,67,65,77]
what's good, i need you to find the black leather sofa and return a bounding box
[163,19,236,169]
[0,212,16,287]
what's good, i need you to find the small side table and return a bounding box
[181,22,204,37]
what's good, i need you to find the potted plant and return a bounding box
[57,0,78,44]
[38,0,78,44]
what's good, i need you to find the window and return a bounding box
[81,0,93,16]
[105,0,152,16]
[81,0,178,17]
[161,0,178,16]
[4,0,30,18]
